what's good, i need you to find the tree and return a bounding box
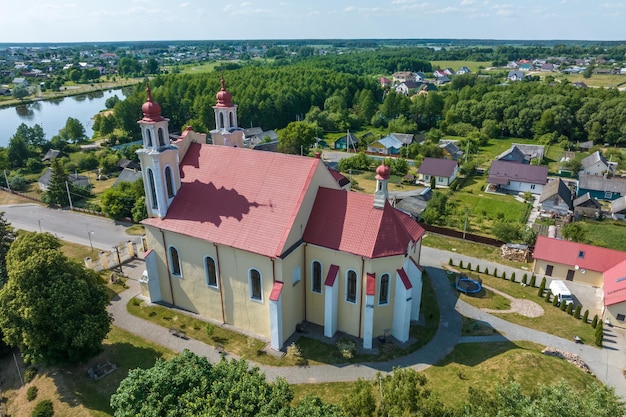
[59,117,87,143]
[0,213,15,288]
[493,220,523,242]
[277,121,317,155]
[562,222,587,243]
[144,58,160,75]
[12,84,30,101]
[7,133,30,168]
[100,179,144,220]
[42,158,70,207]
[376,368,445,417]
[111,350,327,417]
[0,232,110,364]
[342,379,375,417]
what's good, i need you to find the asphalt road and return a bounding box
[0,203,142,251]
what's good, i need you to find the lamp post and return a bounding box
[88,230,94,252]
[38,219,43,233]
[113,245,123,274]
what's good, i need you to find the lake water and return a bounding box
[0,89,127,148]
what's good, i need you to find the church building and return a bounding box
[137,82,426,350]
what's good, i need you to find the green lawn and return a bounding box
[431,61,492,73]
[583,219,626,251]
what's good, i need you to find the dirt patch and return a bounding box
[0,190,38,205]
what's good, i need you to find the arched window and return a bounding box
[229,112,235,127]
[219,113,224,129]
[146,128,153,147]
[346,270,357,303]
[157,128,165,146]
[379,273,390,305]
[249,269,262,301]
[169,246,181,276]
[165,166,175,198]
[312,261,322,293]
[205,256,217,287]
[147,169,158,209]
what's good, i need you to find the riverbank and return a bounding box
[0,78,141,109]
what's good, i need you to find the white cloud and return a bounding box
[391,0,417,3]
[179,2,190,8]
[222,3,274,16]
[460,0,475,5]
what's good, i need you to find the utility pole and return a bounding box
[463,207,469,240]
[4,170,11,192]
[65,181,73,210]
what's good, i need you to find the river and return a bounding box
[0,88,127,148]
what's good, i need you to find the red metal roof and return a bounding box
[269,281,283,302]
[417,157,457,178]
[397,268,412,289]
[303,188,425,259]
[533,236,626,273]
[142,143,320,258]
[324,264,339,287]
[603,260,626,306]
[366,273,376,296]
[488,160,548,186]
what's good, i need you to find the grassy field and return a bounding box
[583,219,626,251]
[431,61,492,73]
[293,341,600,410]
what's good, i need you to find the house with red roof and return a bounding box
[533,235,626,327]
[135,84,426,351]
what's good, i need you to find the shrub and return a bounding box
[511,272,516,282]
[467,262,472,271]
[538,284,545,297]
[31,399,53,417]
[448,258,453,266]
[566,303,573,315]
[484,267,489,275]
[27,386,38,402]
[337,339,356,359]
[591,314,598,328]
[205,322,215,337]
[544,292,551,303]
[502,271,507,280]
[539,276,546,289]
[582,309,589,323]
[560,301,567,311]
[595,327,604,347]
[574,305,582,319]
[552,296,559,307]
[530,275,537,287]
[522,274,528,285]
[459,260,464,269]
[493,268,498,277]
[286,342,302,359]
[24,368,38,383]
[475,265,480,273]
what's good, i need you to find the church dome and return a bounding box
[215,76,234,108]
[141,84,164,122]
[375,163,390,180]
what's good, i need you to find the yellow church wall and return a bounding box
[279,162,342,255]
[273,245,307,345]
[363,256,404,338]
[606,304,626,329]
[533,260,603,287]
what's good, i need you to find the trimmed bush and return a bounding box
[27,386,38,402]
[502,271,507,280]
[24,368,38,383]
[522,274,528,285]
[449,258,453,266]
[591,314,598,328]
[538,283,545,297]
[539,276,546,289]
[530,275,537,287]
[544,291,551,303]
[459,260,464,269]
[493,268,498,277]
[31,400,53,417]
[552,296,559,307]
[475,265,480,273]
[566,303,573,315]
[467,262,472,271]
[560,301,567,311]
[484,267,489,275]
[582,309,589,323]
[574,305,582,319]
[511,272,516,282]
[595,326,604,347]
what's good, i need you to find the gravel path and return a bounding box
[481,283,545,318]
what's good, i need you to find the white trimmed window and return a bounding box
[249,269,262,302]
[147,168,158,209]
[165,166,175,198]
[204,256,218,288]
[168,246,182,277]
[157,127,166,146]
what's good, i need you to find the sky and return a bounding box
[1,0,624,43]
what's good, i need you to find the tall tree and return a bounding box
[59,117,87,143]
[0,213,15,288]
[277,121,317,155]
[43,158,71,207]
[7,133,30,168]
[111,350,318,417]
[0,232,111,364]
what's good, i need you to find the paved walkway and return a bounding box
[110,247,626,397]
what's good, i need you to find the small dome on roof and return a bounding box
[141,84,164,122]
[215,76,234,108]
[375,163,390,180]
